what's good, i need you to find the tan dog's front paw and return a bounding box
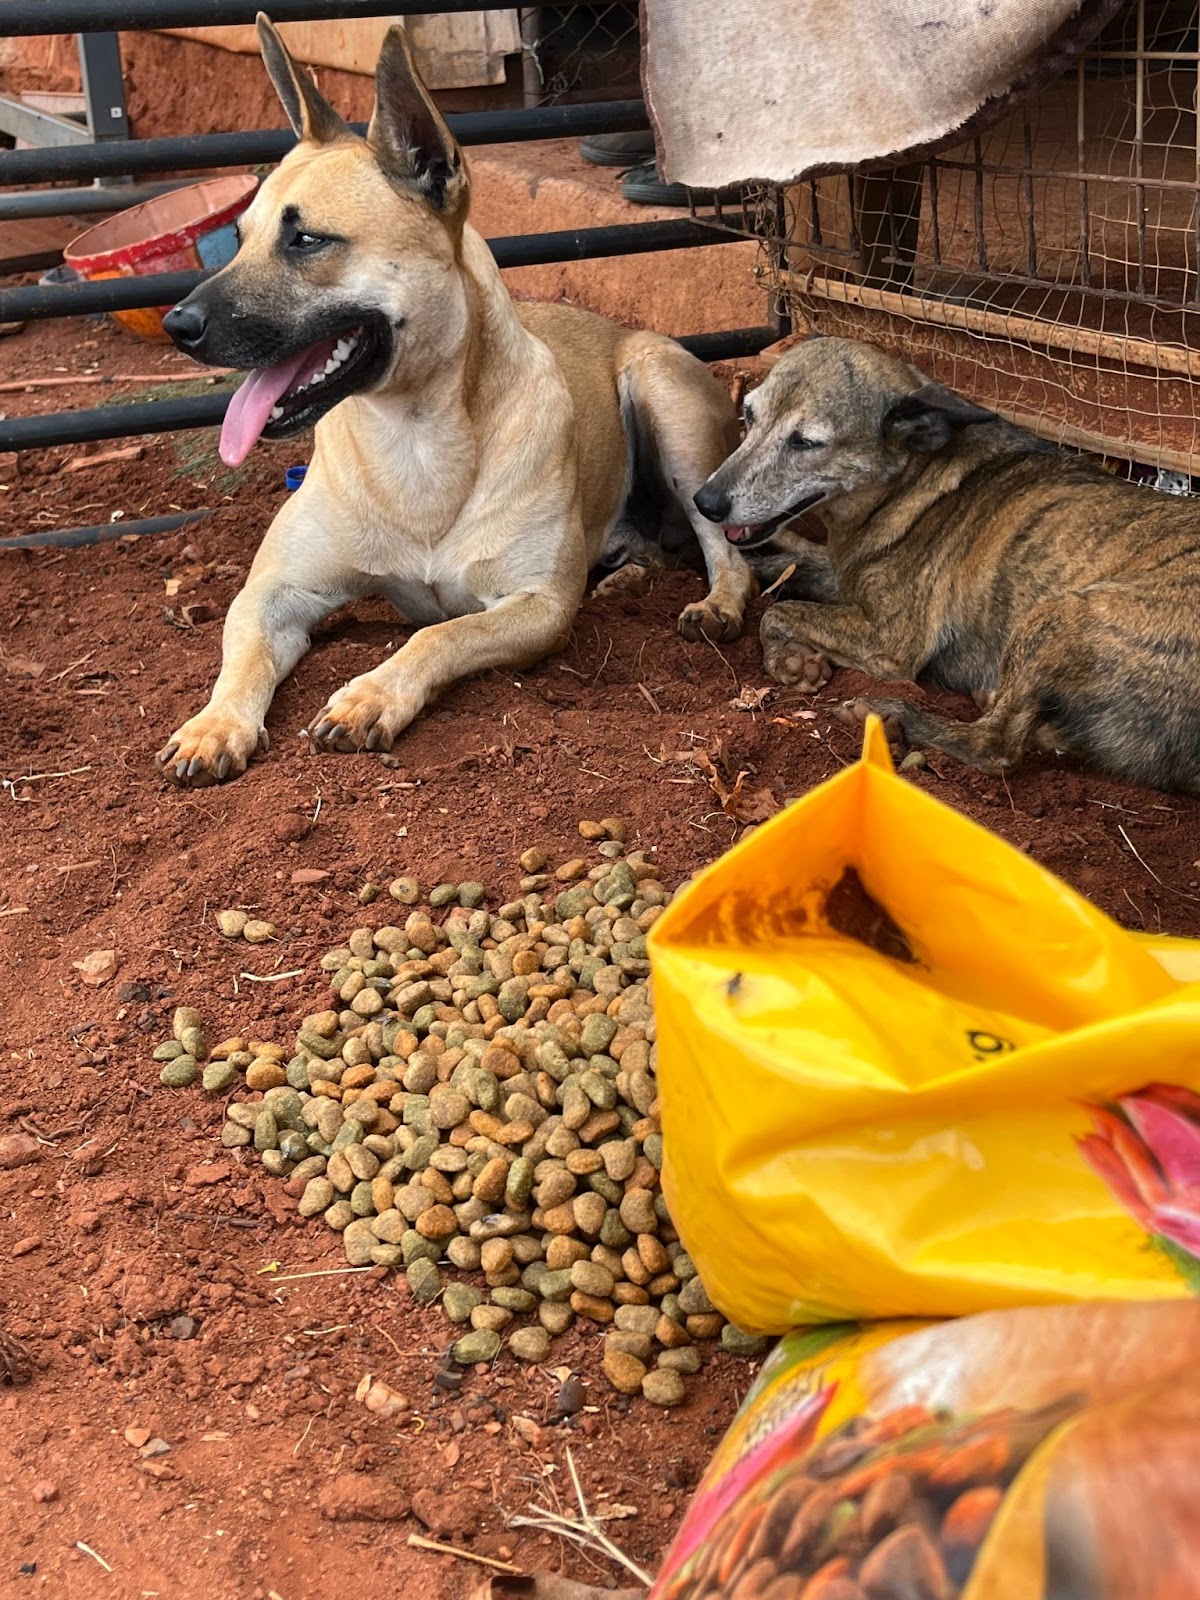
[157,710,268,786]
[762,638,833,691]
[677,599,743,643]
[308,675,418,753]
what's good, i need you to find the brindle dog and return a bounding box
[695,335,1200,792]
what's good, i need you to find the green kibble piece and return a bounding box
[159,1057,198,1088]
[202,1061,238,1094]
[407,1258,442,1304]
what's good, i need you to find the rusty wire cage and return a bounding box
[711,0,1200,483]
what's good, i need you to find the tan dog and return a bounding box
[156,15,749,785]
[694,335,1200,792]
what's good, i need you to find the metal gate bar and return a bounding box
[0,0,588,32]
[0,98,648,188]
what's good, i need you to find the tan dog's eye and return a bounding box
[789,430,819,451]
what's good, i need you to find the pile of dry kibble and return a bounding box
[154,819,769,1407]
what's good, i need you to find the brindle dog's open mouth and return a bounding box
[220,315,391,468]
[723,491,826,549]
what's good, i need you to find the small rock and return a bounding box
[578,820,606,840]
[166,1315,200,1341]
[31,1481,58,1503]
[518,847,547,872]
[642,1368,687,1407]
[124,1426,152,1448]
[73,948,117,987]
[900,750,928,771]
[555,1375,585,1416]
[216,909,249,938]
[0,1134,39,1171]
[389,876,421,904]
[451,1328,501,1365]
[291,867,331,885]
[509,1325,551,1363]
[242,919,277,944]
[429,883,458,908]
[599,817,627,843]
[457,881,486,908]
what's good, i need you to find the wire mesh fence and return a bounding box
[712,0,1200,484]
[518,1,641,105]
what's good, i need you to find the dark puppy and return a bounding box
[695,335,1200,792]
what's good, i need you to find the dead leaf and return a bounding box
[164,563,207,599]
[729,685,773,713]
[73,948,117,987]
[3,655,45,678]
[471,1578,645,1600]
[694,752,781,826]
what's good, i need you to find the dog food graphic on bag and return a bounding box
[651,1304,1200,1600]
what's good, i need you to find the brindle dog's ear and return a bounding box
[257,13,349,144]
[882,386,997,453]
[368,25,469,220]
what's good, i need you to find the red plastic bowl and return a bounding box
[65,173,257,342]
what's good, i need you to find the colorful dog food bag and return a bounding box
[648,718,1200,1332]
[651,1300,1200,1600]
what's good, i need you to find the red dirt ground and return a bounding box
[5,313,1200,1600]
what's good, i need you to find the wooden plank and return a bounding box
[160,12,521,89]
[0,217,76,276]
[788,271,1200,381]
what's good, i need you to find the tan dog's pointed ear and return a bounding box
[257,13,349,145]
[368,25,469,221]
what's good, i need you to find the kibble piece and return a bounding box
[642,1369,686,1408]
[570,1259,615,1299]
[217,909,249,938]
[603,1347,647,1395]
[509,1325,551,1363]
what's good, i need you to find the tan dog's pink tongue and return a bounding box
[218,347,320,469]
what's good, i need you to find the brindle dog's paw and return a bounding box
[762,637,833,691]
[156,711,268,786]
[677,599,743,643]
[835,696,906,746]
[593,562,652,599]
[307,674,418,754]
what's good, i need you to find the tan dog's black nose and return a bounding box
[163,300,208,351]
[694,482,731,523]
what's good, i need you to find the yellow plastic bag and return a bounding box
[648,718,1200,1331]
[651,1301,1200,1600]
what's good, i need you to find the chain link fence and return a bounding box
[518,2,641,105]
